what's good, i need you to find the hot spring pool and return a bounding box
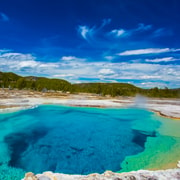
[0,105,180,179]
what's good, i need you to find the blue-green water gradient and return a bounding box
[0,105,179,179]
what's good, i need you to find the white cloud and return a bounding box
[61,56,85,61]
[78,19,111,42]
[53,74,74,78]
[118,48,178,56]
[145,57,179,62]
[78,26,91,40]
[109,23,152,39]
[0,12,9,22]
[0,52,36,61]
[0,50,180,88]
[111,29,126,37]
[18,61,39,68]
[104,56,115,60]
[141,75,161,79]
[98,69,114,75]
[39,63,59,68]
[172,48,180,52]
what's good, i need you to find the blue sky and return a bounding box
[0,0,180,88]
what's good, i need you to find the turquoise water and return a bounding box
[0,105,180,179]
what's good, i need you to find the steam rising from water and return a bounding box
[133,95,147,108]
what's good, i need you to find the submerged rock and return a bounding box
[22,168,180,180]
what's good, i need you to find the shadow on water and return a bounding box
[132,129,156,148]
[4,125,48,168]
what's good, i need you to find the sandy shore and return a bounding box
[0,89,180,119]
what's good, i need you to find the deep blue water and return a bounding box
[0,105,160,175]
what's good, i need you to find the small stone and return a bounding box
[128,176,136,180]
[122,175,136,180]
[24,172,38,180]
[113,178,122,180]
[38,176,51,180]
[43,172,57,180]
[177,161,180,168]
[25,172,35,177]
[104,170,114,177]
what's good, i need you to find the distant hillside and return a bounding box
[0,71,179,98]
[72,83,141,97]
[0,71,71,92]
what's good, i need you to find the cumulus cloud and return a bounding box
[118,48,179,56]
[0,12,9,22]
[0,51,58,74]
[98,68,114,75]
[0,50,179,88]
[18,61,39,68]
[0,52,39,73]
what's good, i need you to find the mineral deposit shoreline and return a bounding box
[23,168,180,180]
[0,89,180,119]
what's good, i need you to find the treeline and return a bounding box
[0,72,71,92]
[72,83,180,98]
[72,83,140,97]
[0,71,179,98]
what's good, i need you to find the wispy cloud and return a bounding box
[118,48,180,56]
[0,49,11,53]
[135,23,152,32]
[145,57,179,63]
[77,20,173,59]
[101,18,111,27]
[0,12,9,22]
[61,56,85,61]
[109,23,152,38]
[104,56,115,60]
[78,26,93,40]
[110,29,126,37]
[78,19,111,43]
[153,28,173,37]
[0,52,36,60]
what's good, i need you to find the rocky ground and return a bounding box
[23,168,180,180]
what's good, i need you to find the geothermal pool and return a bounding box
[0,105,180,179]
